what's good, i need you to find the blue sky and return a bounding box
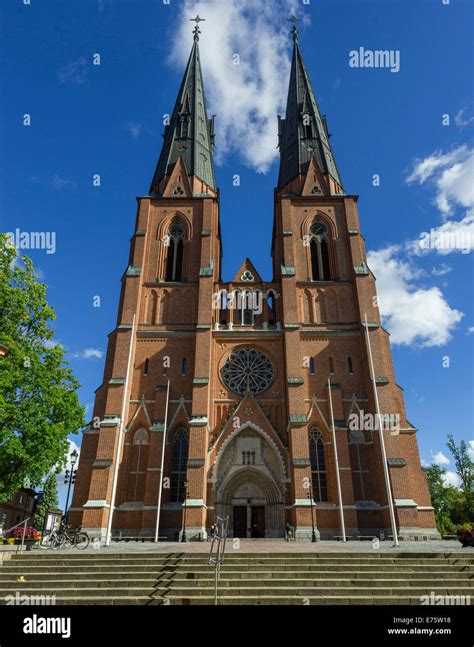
[1,0,473,505]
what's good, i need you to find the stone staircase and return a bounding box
[0,552,472,605]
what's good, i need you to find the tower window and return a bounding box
[165,222,185,282]
[144,358,149,376]
[309,357,315,375]
[347,357,353,374]
[181,358,188,376]
[170,429,188,503]
[267,290,276,325]
[310,222,331,281]
[309,429,328,502]
[329,357,334,375]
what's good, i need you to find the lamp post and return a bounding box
[181,480,189,543]
[64,449,79,522]
[0,344,9,358]
[308,485,317,543]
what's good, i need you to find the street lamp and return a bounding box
[308,485,317,543]
[64,449,79,522]
[181,480,189,543]
[0,344,9,358]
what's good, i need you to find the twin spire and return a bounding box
[150,17,343,197]
[149,16,216,196]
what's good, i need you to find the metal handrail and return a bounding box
[1,517,31,553]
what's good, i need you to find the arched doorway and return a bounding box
[213,426,285,538]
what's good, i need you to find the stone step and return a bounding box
[0,586,472,598]
[1,577,471,589]
[1,571,471,582]
[8,554,474,563]
[2,564,471,575]
[0,594,443,606]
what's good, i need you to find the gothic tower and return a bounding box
[70,23,437,541]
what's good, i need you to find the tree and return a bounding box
[33,472,59,531]
[423,464,461,534]
[0,235,85,499]
[447,433,473,495]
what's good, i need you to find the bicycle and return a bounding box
[58,523,90,550]
[38,527,64,550]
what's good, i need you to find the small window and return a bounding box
[329,357,334,375]
[309,357,315,375]
[181,358,188,376]
[347,357,353,374]
[144,358,149,376]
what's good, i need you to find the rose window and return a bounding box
[221,348,275,396]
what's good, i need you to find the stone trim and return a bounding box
[189,416,208,426]
[92,459,113,468]
[83,500,110,509]
[187,459,205,468]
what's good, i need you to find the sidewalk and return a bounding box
[39,538,467,555]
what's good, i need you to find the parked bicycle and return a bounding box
[39,521,89,550]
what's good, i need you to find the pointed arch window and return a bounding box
[329,357,334,375]
[309,357,315,375]
[267,290,276,325]
[165,222,185,282]
[310,222,331,281]
[181,358,188,376]
[144,358,149,376]
[128,428,149,502]
[170,428,189,503]
[309,429,328,503]
[347,357,353,375]
[238,290,255,326]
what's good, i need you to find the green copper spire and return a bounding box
[149,17,217,195]
[277,25,343,193]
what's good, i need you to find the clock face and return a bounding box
[221,348,275,396]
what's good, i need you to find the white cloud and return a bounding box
[467,327,474,335]
[468,440,474,461]
[83,348,103,359]
[52,175,76,190]
[57,58,88,86]
[71,348,103,360]
[406,146,474,217]
[455,109,474,128]
[431,263,452,276]
[431,451,450,466]
[367,246,463,347]
[169,0,303,173]
[127,123,143,139]
[442,470,461,488]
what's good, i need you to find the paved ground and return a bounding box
[30,539,470,555]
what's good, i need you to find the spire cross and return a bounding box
[190,14,205,40]
[288,15,301,40]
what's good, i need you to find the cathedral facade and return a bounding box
[70,24,438,541]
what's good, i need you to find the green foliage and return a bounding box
[33,472,59,531]
[424,435,474,535]
[0,234,85,500]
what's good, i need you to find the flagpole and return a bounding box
[364,313,399,547]
[105,314,136,547]
[154,380,170,542]
[328,378,346,542]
